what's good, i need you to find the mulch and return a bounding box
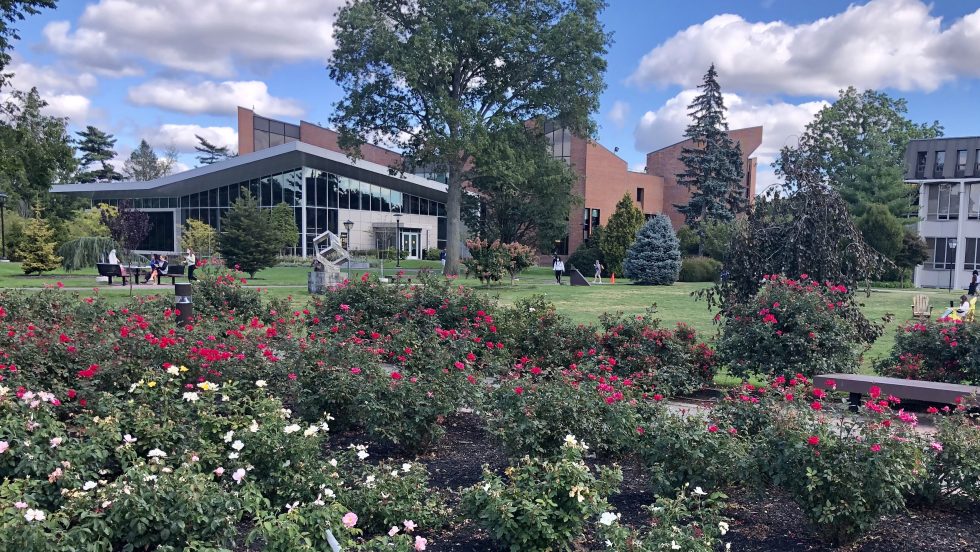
[331,413,980,552]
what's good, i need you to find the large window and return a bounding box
[966,238,980,271]
[542,121,572,164]
[934,151,946,178]
[252,115,300,152]
[956,150,968,177]
[925,237,956,270]
[915,151,927,178]
[137,212,175,252]
[927,183,959,220]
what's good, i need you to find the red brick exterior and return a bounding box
[645,126,763,229]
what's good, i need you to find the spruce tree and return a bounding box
[623,214,681,285]
[75,126,122,182]
[194,134,233,165]
[218,190,279,277]
[676,64,746,233]
[17,205,61,275]
[599,194,645,277]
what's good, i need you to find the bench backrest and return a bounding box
[167,265,185,275]
[912,294,930,315]
[96,263,122,277]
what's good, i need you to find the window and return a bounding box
[915,151,927,178]
[927,183,959,220]
[582,208,590,240]
[925,237,956,270]
[976,150,980,176]
[636,188,644,207]
[969,184,980,219]
[934,151,946,178]
[956,150,968,177]
[966,238,980,271]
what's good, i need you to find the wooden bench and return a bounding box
[96,263,127,285]
[814,373,979,410]
[155,264,185,285]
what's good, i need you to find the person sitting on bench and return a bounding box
[940,295,971,320]
[108,249,127,279]
[144,254,163,284]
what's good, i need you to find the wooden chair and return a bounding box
[912,294,933,320]
[967,297,977,322]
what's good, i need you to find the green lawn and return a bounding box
[0,261,962,372]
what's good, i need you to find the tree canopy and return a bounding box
[599,194,645,277]
[0,1,56,80]
[774,87,942,219]
[328,0,610,275]
[122,139,178,181]
[195,134,233,165]
[462,124,579,250]
[75,125,122,183]
[675,64,746,231]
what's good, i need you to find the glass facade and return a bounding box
[253,116,300,152]
[542,121,573,164]
[927,183,959,220]
[925,237,956,270]
[96,166,447,256]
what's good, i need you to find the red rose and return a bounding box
[807,436,820,446]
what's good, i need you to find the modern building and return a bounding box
[908,136,980,289]
[52,109,449,259]
[547,123,762,256]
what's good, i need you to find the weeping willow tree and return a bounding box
[57,236,117,271]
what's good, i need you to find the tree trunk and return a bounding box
[444,162,464,276]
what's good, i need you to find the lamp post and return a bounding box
[393,210,403,268]
[949,238,958,292]
[343,219,354,280]
[0,192,7,261]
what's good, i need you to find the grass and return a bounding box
[1,261,963,373]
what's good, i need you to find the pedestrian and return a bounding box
[185,248,198,281]
[593,259,603,284]
[440,249,447,268]
[552,255,565,285]
[970,270,978,296]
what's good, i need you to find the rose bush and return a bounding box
[875,318,978,384]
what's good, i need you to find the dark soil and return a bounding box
[331,413,980,552]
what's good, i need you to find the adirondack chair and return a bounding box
[967,297,978,322]
[912,294,933,320]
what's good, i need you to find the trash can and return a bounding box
[175,282,193,327]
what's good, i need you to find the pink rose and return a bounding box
[342,512,358,528]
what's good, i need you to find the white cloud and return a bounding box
[607,100,630,129]
[633,89,827,167]
[127,80,303,118]
[43,0,342,78]
[150,124,238,154]
[3,56,98,122]
[628,0,979,96]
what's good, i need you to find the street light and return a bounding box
[0,191,7,261]
[949,238,958,292]
[343,219,354,280]
[393,210,403,268]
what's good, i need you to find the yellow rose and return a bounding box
[147,381,157,388]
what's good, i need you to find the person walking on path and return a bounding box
[970,270,978,296]
[552,255,565,285]
[593,259,603,284]
[440,249,447,268]
[185,248,198,281]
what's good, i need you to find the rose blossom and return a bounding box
[807,436,820,446]
[342,512,358,528]
[232,468,246,484]
[870,444,882,453]
[415,536,427,551]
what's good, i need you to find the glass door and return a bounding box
[401,232,420,259]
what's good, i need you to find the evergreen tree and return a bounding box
[599,194,645,277]
[857,204,903,260]
[194,134,232,165]
[268,202,299,254]
[122,139,164,181]
[16,205,61,275]
[75,125,122,182]
[219,190,279,277]
[623,214,681,285]
[675,64,746,233]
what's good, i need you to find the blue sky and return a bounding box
[5,0,980,190]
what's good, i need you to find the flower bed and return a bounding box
[1,271,979,550]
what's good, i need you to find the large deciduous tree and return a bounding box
[328,0,610,275]
[675,64,746,234]
[75,125,122,183]
[462,124,579,250]
[775,87,942,219]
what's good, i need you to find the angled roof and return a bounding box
[646,126,764,157]
[52,140,448,201]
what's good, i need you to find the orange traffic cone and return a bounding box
[610,273,616,285]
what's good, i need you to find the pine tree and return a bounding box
[17,205,61,275]
[122,140,164,181]
[623,214,681,285]
[75,126,122,182]
[194,134,232,165]
[218,190,280,277]
[676,64,746,233]
[599,194,645,277]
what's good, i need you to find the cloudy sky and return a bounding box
[5,0,980,189]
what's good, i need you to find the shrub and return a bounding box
[623,214,681,285]
[460,437,621,551]
[598,311,718,396]
[567,231,604,275]
[678,256,721,282]
[424,247,441,261]
[462,239,535,285]
[913,410,980,506]
[875,319,976,384]
[596,485,730,552]
[495,295,599,370]
[17,208,62,275]
[716,274,865,379]
[336,455,447,534]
